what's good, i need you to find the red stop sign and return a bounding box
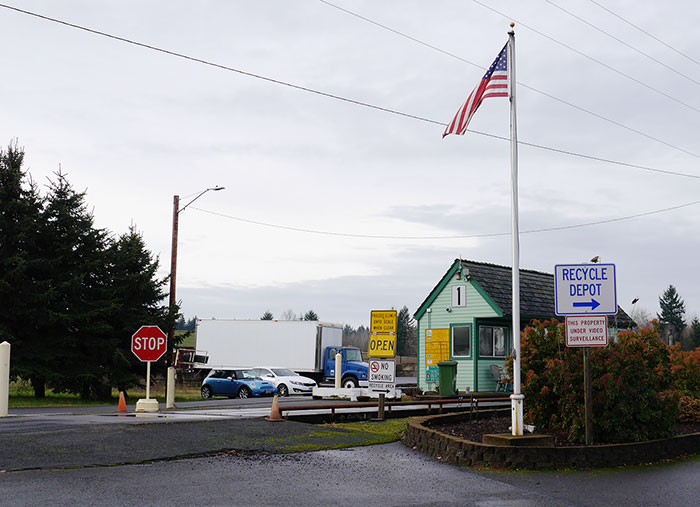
[131,325,168,362]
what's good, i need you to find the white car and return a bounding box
[252,367,317,397]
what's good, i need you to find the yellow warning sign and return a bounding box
[425,328,450,366]
[370,310,397,334]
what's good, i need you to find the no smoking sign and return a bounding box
[368,359,395,386]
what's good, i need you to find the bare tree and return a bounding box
[632,307,653,328]
[280,309,297,321]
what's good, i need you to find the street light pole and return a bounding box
[167,187,224,365]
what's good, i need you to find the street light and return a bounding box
[168,186,225,364]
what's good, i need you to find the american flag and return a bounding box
[443,42,509,137]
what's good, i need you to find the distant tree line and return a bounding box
[259,310,318,321]
[343,306,417,356]
[175,316,197,331]
[258,305,418,356]
[0,143,175,399]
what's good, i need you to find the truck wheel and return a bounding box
[277,384,289,397]
[342,378,358,389]
[201,385,213,399]
[238,386,251,399]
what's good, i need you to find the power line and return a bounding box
[472,0,700,117]
[318,0,700,161]
[588,0,700,68]
[545,0,700,87]
[191,199,700,240]
[2,2,700,176]
[0,3,442,128]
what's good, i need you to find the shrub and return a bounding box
[518,320,678,444]
[677,394,700,423]
[668,344,700,397]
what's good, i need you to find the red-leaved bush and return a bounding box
[511,320,698,444]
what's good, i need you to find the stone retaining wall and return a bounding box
[403,410,700,470]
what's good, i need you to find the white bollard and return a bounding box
[511,393,524,436]
[334,352,342,389]
[1,341,10,417]
[166,366,176,409]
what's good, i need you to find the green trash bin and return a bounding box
[438,360,458,397]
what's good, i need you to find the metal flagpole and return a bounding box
[508,24,524,436]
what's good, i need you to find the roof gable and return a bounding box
[414,259,634,326]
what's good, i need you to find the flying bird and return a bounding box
[632,298,639,304]
[590,256,600,263]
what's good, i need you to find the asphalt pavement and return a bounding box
[2,400,699,506]
[0,399,392,471]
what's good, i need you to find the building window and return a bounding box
[479,326,508,357]
[452,325,471,357]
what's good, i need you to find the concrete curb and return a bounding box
[403,410,700,470]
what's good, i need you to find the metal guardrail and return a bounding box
[277,396,511,420]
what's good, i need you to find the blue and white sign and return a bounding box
[554,263,617,316]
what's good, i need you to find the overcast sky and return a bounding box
[2,1,699,328]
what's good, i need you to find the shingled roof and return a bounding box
[415,259,635,328]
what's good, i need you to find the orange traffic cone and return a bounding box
[118,391,127,415]
[265,395,283,422]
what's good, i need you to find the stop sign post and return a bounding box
[131,325,167,412]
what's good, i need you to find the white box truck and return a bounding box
[193,319,369,388]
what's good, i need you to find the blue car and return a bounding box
[201,368,277,399]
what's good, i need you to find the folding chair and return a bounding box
[490,364,506,392]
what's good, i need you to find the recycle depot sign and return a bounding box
[554,263,617,316]
[368,310,397,358]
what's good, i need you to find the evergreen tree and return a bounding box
[102,226,170,395]
[303,310,319,321]
[658,285,686,345]
[0,148,172,399]
[690,317,700,350]
[36,170,112,398]
[0,143,45,394]
[396,306,417,356]
[260,311,274,320]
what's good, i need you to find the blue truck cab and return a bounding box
[322,346,368,388]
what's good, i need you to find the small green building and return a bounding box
[413,259,634,393]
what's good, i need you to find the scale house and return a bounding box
[413,259,634,393]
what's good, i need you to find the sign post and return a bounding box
[556,262,617,446]
[565,316,608,446]
[369,310,397,406]
[131,325,168,413]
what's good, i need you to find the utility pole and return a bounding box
[167,195,180,367]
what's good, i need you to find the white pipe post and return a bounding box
[508,26,524,437]
[145,361,151,400]
[0,341,10,417]
[335,353,342,388]
[166,366,176,409]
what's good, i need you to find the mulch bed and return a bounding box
[430,415,700,446]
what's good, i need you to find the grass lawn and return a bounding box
[8,380,203,408]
